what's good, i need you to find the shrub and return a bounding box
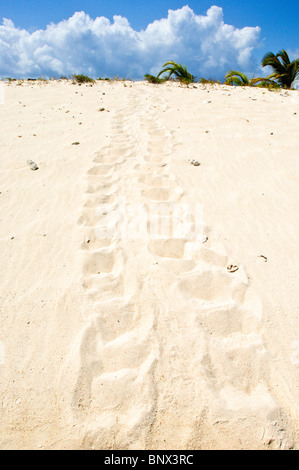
[199,78,221,85]
[72,74,95,84]
[144,74,165,84]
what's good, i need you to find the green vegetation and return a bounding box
[225,71,250,86]
[71,74,95,84]
[99,75,131,82]
[3,49,299,91]
[110,76,129,81]
[261,49,299,89]
[253,80,281,89]
[144,74,165,84]
[144,49,298,90]
[143,51,298,89]
[224,50,298,90]
[157,61,195,84]
[225,71,280,88]
[199,78,221,85]
[37,76,49,83]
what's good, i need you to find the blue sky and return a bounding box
[0,1,298,79]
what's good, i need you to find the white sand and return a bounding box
[0,79,298,449]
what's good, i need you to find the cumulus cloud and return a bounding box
[0,5,261,79]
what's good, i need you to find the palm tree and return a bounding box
[225,70,278,88]
[261,49,299,89]
[157,61,195,84]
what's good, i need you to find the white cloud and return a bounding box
[288,48,299,61]
[0,6,261,79]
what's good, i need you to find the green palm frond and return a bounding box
[225,70,280,89]
[262,53,287,76]
[157,61,195,83]
[262,49,299,88]
[250,77,280,88]
[225,76,243,86]
[144,74,164,84]
[276,49,291,66]
[289,59,299,83]
[225,70,250,86]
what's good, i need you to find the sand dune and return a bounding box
[0,79,298,449]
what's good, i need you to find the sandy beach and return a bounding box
[0,79,298,449]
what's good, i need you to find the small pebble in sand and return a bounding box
[26,159,39,171]
[98,108,105,112]
[227,264,239,273]
[189,159,201,166]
